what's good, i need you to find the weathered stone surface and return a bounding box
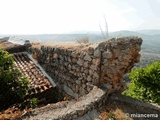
[67,49,72,56]
[77,60,84,66]
[102,51,113,59]
[94,49,101,57]
[64,62,69,66]
[102,84,112,89]
[76,80,81,85]
[68,56,72,62]
[89,69,94,76]
[88,47,94,55]
[84,69,89,75]
[71,65,77,70]
[73,114,78,119]
[92,58,100,66]
[87,109,100,119]
[83,61,88,68]
[82,79,87,84]
[87,76,92,82]
[75,85,79,93]
[90,65,97,70]
[93,71,99,78]
[72,58,77,63]
[79,87,86,96]
[71,51,77,58]
[64,84,78,98]
[84,54,92,61]
[86,85,92,92]
[74,113,91,120]
[80,51,85,59]
[81,67,84,72]
[103,59,108,64]
[68,64,72,70]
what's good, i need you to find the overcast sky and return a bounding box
[0,0,160,34]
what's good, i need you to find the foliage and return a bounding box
[28,98,38,109]
[76,37,89,44]
[122,61,160,105]
[108,112,115,119]
[0,48,29,110]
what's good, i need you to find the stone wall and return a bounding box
[27,36,142,98]
[21,85,109,120]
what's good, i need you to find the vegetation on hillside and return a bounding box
[0,47,29,110]
[122,61,160,105]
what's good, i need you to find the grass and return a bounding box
[99,104,133,120]
[31,41,97,52]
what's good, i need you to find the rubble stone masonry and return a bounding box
[27,36,142,98]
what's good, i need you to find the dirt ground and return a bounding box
[99,93,160,120]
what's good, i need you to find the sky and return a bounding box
[0,0,160,34]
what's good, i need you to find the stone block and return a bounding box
[71,51,77,58]
[80,51,85,59]
[88,47,94,55]
[94,49,101,57]
[72,58,77,63]
[84,54,92,61]
[87,76,92,82]
[77,59,84,66]
[102,51,113,59]
[83,61,88,68]
[90,65,97,70]
[87,109,100,119]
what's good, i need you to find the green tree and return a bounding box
[0,47,29,110]
[122,61,160,105]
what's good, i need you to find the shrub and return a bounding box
[122,61,160,105]
[76,37,89,44]
[28,98,38,109]
[0,47,29,110]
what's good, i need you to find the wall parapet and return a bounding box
[27,36,142,98]
[20,85,109,120]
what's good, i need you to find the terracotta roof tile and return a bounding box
[13,52,56,99]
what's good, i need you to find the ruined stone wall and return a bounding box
[27,36,142,98]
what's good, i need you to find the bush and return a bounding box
[0,47,29,110]
[28,98,38,109]
[122,61,160,105]
[76,37,89,44]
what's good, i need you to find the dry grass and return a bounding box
[31,41,98,52]
[76,37,89,44]
[99,104,133,120]
[0,106,32,120]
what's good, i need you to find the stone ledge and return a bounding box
[73,109,100,120]
[20,86,108,120]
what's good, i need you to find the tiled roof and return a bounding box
[13,52,56,99]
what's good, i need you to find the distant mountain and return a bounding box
[108,30,160,40]
[70,29,160,40]
[109,30,149,40]
[1,29,160,44]
[136,29,160,36]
